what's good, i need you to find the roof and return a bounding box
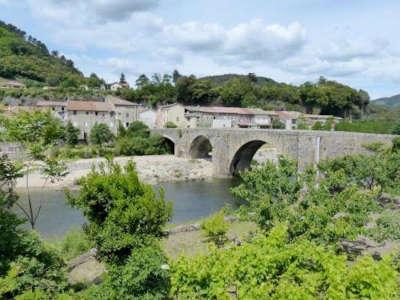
[304,114,342,120]
[277,111,303,119]
[185,106,271,116]
[36,100,67,107]
[106,96,139,107]
[66,100,113,112]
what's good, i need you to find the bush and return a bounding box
[67,161,172,264]
[201,211,229,247]
[271,118,285,129]
[171,224,399,299]
[165,121,177,128]
[64,121,79,146]
[392,121,400,135]
[89,242,170,299]
[90,123,114,146]
[57,229,92,261]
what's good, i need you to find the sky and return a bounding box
[1,0,400,99]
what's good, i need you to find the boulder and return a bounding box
[67,248,106,285]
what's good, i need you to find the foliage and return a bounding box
[87,242,170,299]
[0,156,68,299]
[64,121,80,146]
[1,110,65,146]
[201,211,229,247]
[171,224,399,299]
[56,229,92,261]
[336,119,395,134]
[369,210,400,242]
[67,160,172,264]
[0,20,84,84]
[392,121,400,135]
[89,123,114,146]
[271,118,285,129]
[165,121,177,128]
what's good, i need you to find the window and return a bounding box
[126,122,129,127]
[73,110,77,115]
[95,112,98,116]
[86,111,89,115]
[61,107,64,111]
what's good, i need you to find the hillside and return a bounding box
[373,94,400,108]
[0,20,84,85]
[200,73,277,86]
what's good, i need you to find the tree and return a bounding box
[0,155,67,298]
[67,161,172,263]
[135,74,150,88]
[119,73,127,84]
[64,121,79,146]
[172,69,182,84]
[90,123,114,146]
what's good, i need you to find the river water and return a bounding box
[15,178,238,239]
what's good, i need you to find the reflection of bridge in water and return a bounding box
[153,128,394,176]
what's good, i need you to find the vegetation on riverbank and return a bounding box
[2,137,400,298]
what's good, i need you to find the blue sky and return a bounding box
[1,0,399,98]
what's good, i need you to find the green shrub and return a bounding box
[66,160,172,264]
[57,229,92,261]
[165,121,177,128]
[89,242,170,299]
[90,123,114,146]
[171,224,399,299]
[201,211,229,247]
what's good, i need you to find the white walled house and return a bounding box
[156,103,187,128]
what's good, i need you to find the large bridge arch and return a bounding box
[229,140,268,175]
[189,135,213,159]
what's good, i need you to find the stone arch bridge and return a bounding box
[152,128,394,177]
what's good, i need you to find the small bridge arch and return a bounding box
[189,135,213,159]
[160,135,176,155]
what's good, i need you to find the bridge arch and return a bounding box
[190,135,213,160]
[160,135,176,154]
[229,140,268,175]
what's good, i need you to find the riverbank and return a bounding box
[15,155,215,189]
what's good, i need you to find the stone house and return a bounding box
[105,96,142,128]
[276,111,342,130]
[139,109,157,128]
[66,100,116,140]
[184,106,274,129]
[156,103,187,128]
[36,100,67,121]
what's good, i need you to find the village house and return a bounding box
[35,96,143,140]
[184,106,275,129]
[139,109,157,128]
[36,100,67,121]
[156,103,187,128]
[109,82,130,91]
[275,111,342,130]
[105,96,142,128]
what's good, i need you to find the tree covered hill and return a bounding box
[373,94,400,108]
[200,73,277,86]
[0,20,84,85]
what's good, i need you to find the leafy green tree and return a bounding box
[90,123,114,146]
[119,73,127,84]
[135,74,150,88]
[165,121,177,128]
[64,121,79,146]
[0,155,67,299]
[67,161,172,263]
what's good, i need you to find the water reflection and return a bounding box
[14,178,238,239]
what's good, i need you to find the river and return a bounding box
[15,178,238,239]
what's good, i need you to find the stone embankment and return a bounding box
[15,155,214,189]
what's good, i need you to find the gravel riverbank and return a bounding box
[15,155,215,189]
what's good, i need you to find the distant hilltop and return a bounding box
[373,94,400,108]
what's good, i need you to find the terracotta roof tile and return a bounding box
[185,106,270,116]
